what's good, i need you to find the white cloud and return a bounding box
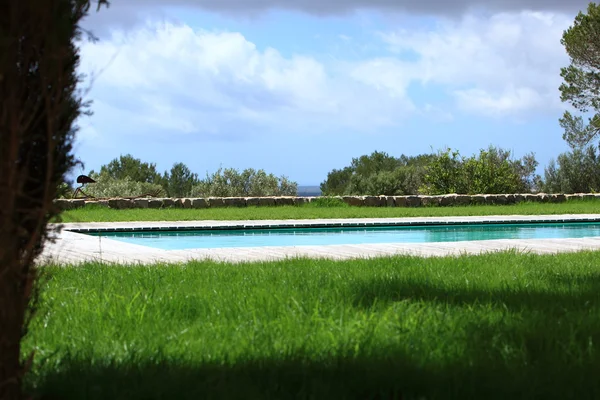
[78,21,416,140]
[453,86,545,116]
[349,58,416,98]
[374,11,571,116]
[78,9,574,146]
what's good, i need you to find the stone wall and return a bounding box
[52,193,600,211]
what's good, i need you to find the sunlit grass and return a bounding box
[26,251,600,399]
[58,199,600,223]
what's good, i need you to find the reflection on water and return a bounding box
[423,224,600,242]
[88,223,600,250]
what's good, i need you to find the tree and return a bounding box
[191,167,298,197]
[320,151,433,196]
[350,151,400,177]
[163,162,199,198]
[346,168,415,196]
[320,167,353,195]
[423,146,539,195]
[84,175,166,198]
[94,154,162,184]
[462,147,521,194]
[0,0,107,398]
[559,2,600,148]
[542,145,600,193]
[423,148,466,194]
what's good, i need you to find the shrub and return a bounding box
[542,145,600,193]
[345,168,422,196]
[422,148,466,195]
[190,167,298,197]
[320,167,353,196]
[83,174,165,198]
[423,146,539,195]
[321,151,434,196]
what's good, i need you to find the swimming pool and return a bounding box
[87,222,600,250]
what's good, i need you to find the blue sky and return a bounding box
[76,0,590,185]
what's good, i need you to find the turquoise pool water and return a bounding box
[88,222,600,250]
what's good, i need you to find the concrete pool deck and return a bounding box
[40,214,600,264]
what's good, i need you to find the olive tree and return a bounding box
[191,167,298,197]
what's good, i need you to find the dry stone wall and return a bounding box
[52,193,600,211]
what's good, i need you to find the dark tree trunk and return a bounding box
[0,0,107,398]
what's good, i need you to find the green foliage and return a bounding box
[423,146,539,195]
[323,148,538,197]
[346,168,417,196]
[320,167,353,196]
[190,167,298,197]
[559,112,600,149]
[321,151,435,196]
[90,157,297,198]
[542,145,600,193]
[465,147,538,194]
[84,173,165,198]
[422,148,466,195]
[162,163,199,198]
[559,2,600,147]
[350,150,401,176]
[94,154,162,184]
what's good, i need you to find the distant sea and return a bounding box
[297,185,322,197]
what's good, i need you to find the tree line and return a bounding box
[79,140,600,199]
[76,154,298,198]
[320,144,600,196]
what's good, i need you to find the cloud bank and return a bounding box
[79,9,571,147]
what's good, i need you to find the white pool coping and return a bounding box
[40,214,600,265]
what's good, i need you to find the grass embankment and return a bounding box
[59,199,600,223]
[26,251,600,399]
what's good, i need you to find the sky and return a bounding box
[75,0,591,185]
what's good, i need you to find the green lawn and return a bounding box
[26,251,600,399]
[59,199,600,222]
